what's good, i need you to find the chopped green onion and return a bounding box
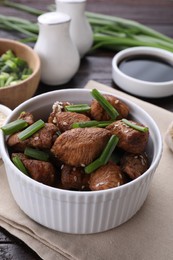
[24,147,49,161]
[84,158,103,174]
[72,120,113,128]
[12,156,28,175]
[91,89,119,120]
[1,50,15,61]
[64,104,91,113]
[122,118,149,132]
[5,75,14,86]
[0,49,32,87]
[18,119,45,141]
[0,74,7,87]
[72,120,98,128]
[100,135,119,164]
[9,80,22,86]
[97,121,114,128]
[1,119,28,135]
[5,59,17,71]
[85,135,119,174]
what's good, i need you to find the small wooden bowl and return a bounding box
[0,38,41,109]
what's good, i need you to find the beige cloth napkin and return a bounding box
[1,80,173,260]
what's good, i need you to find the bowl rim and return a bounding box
[0,88,163,196]
[0,38,40,90]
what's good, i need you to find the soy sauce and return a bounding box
[118,55,173,82]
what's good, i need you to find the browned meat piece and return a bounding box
[18,111,35,125]
[89,161,124,191]
[61,164,90,190]
[7,132,30,151]
[7,123,58,151]
[90,94,129,121]
[28,123,58,149]
[48,101,71,124]
[52,111,91,132]
[23,160,56,186]
[51,127,111,167]
[12,153,56,186]
[12,152,28,161]
[106,120,149,153]
[120,152,149,179]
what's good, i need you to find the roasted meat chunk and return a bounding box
[12,153,56,186]
[61,164,90,190]
[48,101,71,124]
[89,161,124,191]
[24,160,56,186]
[51,127,111,167]
[18,111,35,125]
[51,111,91,132]
[12,152,27,161]
[90,94,129,121]
[7,123,58,151]
[120,152,149,179]
[7,132,28,151]
[106,120,149,154]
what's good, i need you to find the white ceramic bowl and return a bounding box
[112,46,173,98]
[0,89,162,234]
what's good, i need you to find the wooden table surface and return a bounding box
[1,0,173,259]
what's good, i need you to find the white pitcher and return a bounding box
[34,12,80,86]
[55,0,93,57]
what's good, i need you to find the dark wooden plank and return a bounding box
[0,228,41,260]
[0,244,41,260]
[0,232,11,242]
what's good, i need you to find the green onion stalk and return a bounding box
[85,135,119,174]
[1,0,173,53]
[12,155,28,175]
[18,119,45,141]
[1,119,28,135]
[24,147,50,162]
[72,120,113,128]
[121,118,149,132]
[91,88,119,120]
[65,104,91,113]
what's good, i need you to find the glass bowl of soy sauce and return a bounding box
[112,46,173,98]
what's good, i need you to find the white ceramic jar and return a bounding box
[34,12,80,86]
[55,0,93,57]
